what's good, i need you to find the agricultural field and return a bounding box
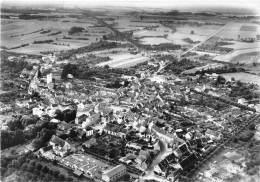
[215,22,260,40]
[1,14,113,54]
[96,53,150,68]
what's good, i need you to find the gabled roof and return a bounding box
[50,135,65,147]
[103,164,126,177]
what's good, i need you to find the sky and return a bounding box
[1,0,260,14]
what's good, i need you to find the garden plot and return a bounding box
[96,53,150,68]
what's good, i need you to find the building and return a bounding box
[49,135,71,157]
[102,164,127,182]
[205,129,222,140]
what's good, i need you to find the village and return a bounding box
[1,46,259,182]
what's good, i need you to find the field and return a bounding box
[230,51,260,64]
[240,25,257,31]
[213,47,260,62]
[96,53,150,68]
[215,22,260,40]
[221,72,260,85]
[1,13,113,54]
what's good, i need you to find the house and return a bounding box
[75,114,88,125]
[85,126,94,136]
[28,100,37,109]
[49,135,71,157]
[205,129,222,140]
[39,145,55,160]
[102,164,127,182]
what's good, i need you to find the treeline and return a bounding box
[195,65,245,75]
[164,57,200,75]
[1,8,52,14]
[33,40,54,44]
[58,41,120,60]
[48,31,62,36]
[141,43,181,51]
[18,14,48,20]
[40,30,51,34]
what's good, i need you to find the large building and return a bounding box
[102,164,127,182]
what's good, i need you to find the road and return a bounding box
[140,140,172,182]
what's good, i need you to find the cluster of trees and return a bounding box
[0,51,28,80]
[230,82,258,100]
[32,124,57,150]
[1,152,74,182]
[164,57,199,75]
[54,109,76,123]
[196,43,233,54]
[1,115,56,150]
[68,26,84,35]
[61,63,135,82]
[195,95,228,111]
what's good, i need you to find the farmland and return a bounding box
[1,14,113,54]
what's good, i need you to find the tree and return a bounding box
[54,109,63,121]
[29,160,36,166]
[66,177,74,182]
[249,123,255,130]
[35,163,43,171]
[42,166,49,173]
[59,174,65,181]
[32,138,45,150]
[216,75,226,84]
[12,160,21,169]
[27,165,35,172]
[104,64,109,69]
[103,35,107,40]
[109,148,117,158]
[191,30,194,34]
[54,170,60,178]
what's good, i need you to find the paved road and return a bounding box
[140,140,172,181]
